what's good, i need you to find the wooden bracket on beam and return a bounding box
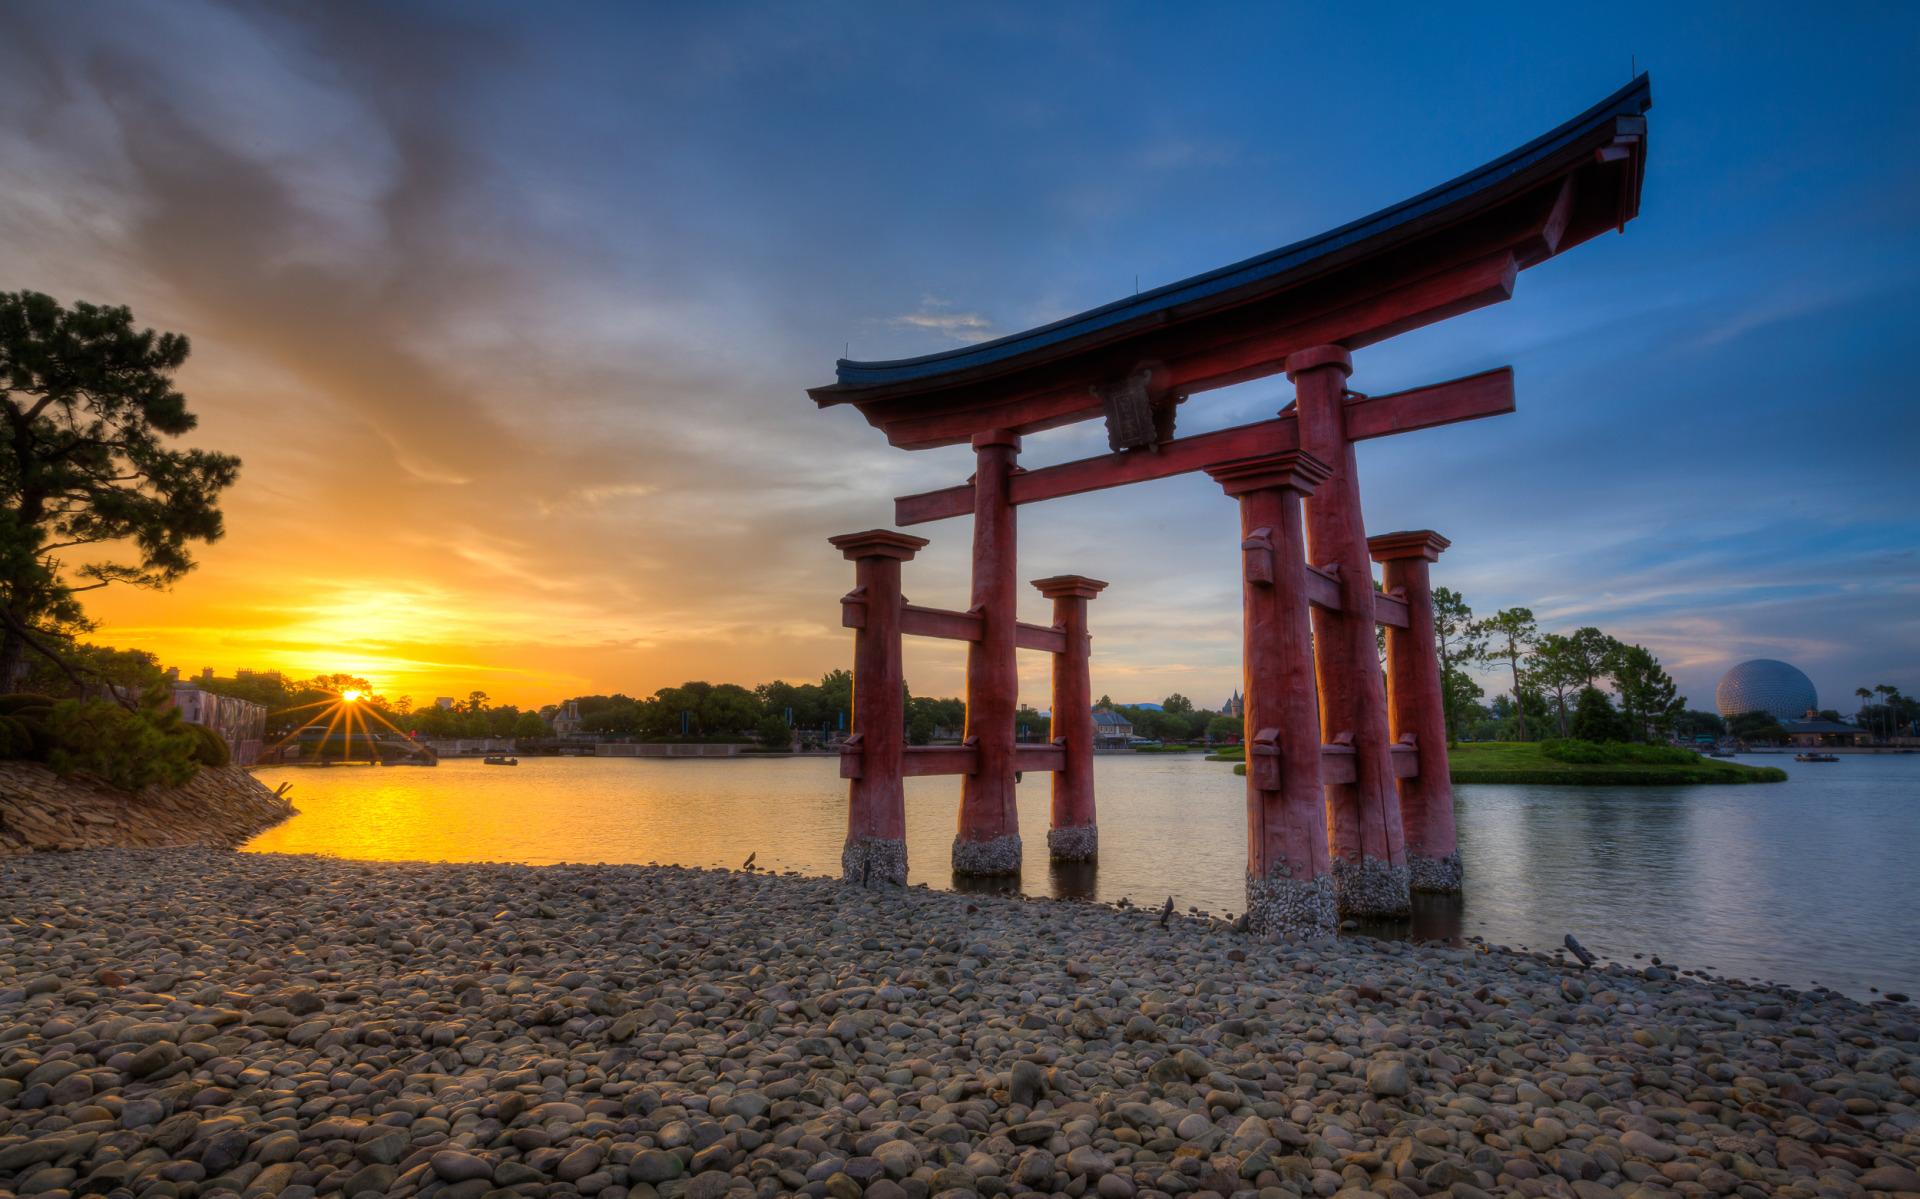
[1320,743,1358,786]
[838,733,864,779]
[839,586,868,630]
[1390,738,1420,780]
[1242,530,1275,586]
[1250,727,1282,791]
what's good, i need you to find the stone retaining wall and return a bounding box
[0,762,294,855]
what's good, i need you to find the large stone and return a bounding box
[430,1150,495,1182]
[1366,1058,1410,1097]
[629,1149,683,1184]
[1009,1059,1048,1108]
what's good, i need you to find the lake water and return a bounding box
[248,752,1920,1000]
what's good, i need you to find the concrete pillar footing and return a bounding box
[1046,824,1097,862]
[841,838,907,887]
[1246,868,1337,939]
[1333,856,1411,917]
[1409,851,1463,894]
[952,833,1022,877]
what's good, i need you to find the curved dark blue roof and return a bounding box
[817,75,1649,399]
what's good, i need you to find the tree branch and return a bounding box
[0,606,135,709]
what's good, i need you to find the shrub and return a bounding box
[187,722,232,767]
[43,694,200,791]
[1541,739,1700,767]
[0,693,54,716]
[1569,686,1631,743]
[0,714,39,758]
[1541,738,1608,764]
[754,714,793,752]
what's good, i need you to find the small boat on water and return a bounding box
[1703,748,1734,758]
[482,755,520,766]
[1793,752,1840,763]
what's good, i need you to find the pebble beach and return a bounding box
[2,849,1916,1199]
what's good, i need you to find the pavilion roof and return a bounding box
[812,76,1651,449]
[1780,719,1863,734]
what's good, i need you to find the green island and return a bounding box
[1208,739,1787,784]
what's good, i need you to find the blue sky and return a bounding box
[1,2,1914,710]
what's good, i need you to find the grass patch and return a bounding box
[1221,740,1786,784]
[1133,743,1204,753]
[1450,740,1784,784]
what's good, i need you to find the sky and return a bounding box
[2,2,1915,713]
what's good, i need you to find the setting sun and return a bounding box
[339,689,364,703]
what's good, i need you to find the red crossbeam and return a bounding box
[895,367,1513,525]
[1014,744,1065,773]
[900,603,981,641]
[903,745,977,777]
[898,603,1065,652]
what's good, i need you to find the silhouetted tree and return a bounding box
[1431,587,1484,744]
[0,292,240,689]
[1481,608,1539,741]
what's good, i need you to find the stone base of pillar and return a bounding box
[1333,856,1411,918]
[1246,867,1337,939]
[951,833,1022,877]
[1046,825,1097,862]
[841,838,907,887]
[1408,851,1463,894]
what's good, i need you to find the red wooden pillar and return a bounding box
[829,529,928,886]
[1208,452,1337,937]
[1369,530,1462,893]
[1287,345,1410,917]
[1033,575,1107,861]
[955,429,1022,875]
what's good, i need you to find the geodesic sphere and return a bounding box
[1715,659,1817,721]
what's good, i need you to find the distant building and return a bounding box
[168,685,267,766]
[1091,707,1133,748]
[1222,690,1244,718]
[1129,702,1164,713]
[1778,713,1868,748]
[550,699,582,737]
[435,697,455,711]
[1715,659,1817,722]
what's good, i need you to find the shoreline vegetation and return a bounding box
[2,849,1914,1199]
[1208,740,1789,785]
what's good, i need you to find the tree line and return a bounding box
[1432,592,1703,744]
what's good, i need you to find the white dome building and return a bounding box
[1715,659,1817,722]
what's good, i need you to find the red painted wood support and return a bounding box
[1370,530,1462,894]
[1033,575,1107,861]
[903,745,979,777]
[955,430,1023,876]
[1288,346,1410,917]
[829,529,928,886]
[1208,451,1337,937]
[893,368,1515,526]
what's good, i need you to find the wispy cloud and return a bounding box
[884,297,997,344]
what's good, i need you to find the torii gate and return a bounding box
[814,78,1651,935]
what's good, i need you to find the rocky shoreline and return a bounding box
[0,763,294,856]
[1,849,1916,1199]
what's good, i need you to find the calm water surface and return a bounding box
[249,753,1920,999]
